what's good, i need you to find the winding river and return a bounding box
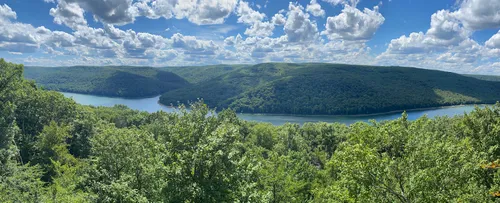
[62,92,489,125]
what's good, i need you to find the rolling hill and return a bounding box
[160,64,249,83]
[24,66,190,97]
[159,63,500,115]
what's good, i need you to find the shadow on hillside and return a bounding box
[160,63,500,115]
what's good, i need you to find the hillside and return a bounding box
[4,59,500,202]
[160,64,249,83]
[160,63,500,115]
[24,66,190,97]
[466,74,500,82]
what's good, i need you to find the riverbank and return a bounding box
[62,91,494,117]
[61,91,492,125]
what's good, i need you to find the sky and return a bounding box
[0,0,500,75]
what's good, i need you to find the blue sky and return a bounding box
[0,0,500,74]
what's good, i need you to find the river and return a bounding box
[62,92,489,125]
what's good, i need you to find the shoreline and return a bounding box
[60,91,163,100]
[59,91,494,117]
[228,103,493,117]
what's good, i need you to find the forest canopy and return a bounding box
[24,66,190,98]
[24,63,500,115]
[160,63,500,115]
[3,59,500,202]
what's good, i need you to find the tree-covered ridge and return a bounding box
[160,63,500,115]
[24,66,190,97]
[160,64,249,83]
[466,74,500,82]
[3,59,500,202]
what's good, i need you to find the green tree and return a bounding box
[87,125,166,202]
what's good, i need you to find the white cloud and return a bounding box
[224,34,243,46]
[73,27,118,49]
[322,0,359,7]
[178,0,238,25]
[49,0,238,27]
[0,4,17,20]
[322,5,385,41]
[426,10,469,46]
[284,3,319,43]
[271,13,286,26]
[0,0,498,74]
[236,1,275,37]
[486,30,500,49]
[385,32,429,54]
[244,21,275,37]
[0,42,39,53]
[236,1,265,24]
[0,5,57,53]
[135,0,238,25]
[45,31,76,48]
[63,0,137,25]
[171,33,219,55]
[383,9,470,55]
[103,24,127,39]
[453,0,500,30]
[306,0,325,17]
[472,62,500,75]
[49,1,87,29]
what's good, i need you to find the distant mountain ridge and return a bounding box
[159,63,500,115]
[159,64,249,83]
[24,63,500,115]
[24,66,190,98]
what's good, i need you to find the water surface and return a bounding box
[62,92,488,125]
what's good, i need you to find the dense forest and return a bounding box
[3,60,500,202]
[24,66,189,98]
[25,63,500,115]
[160,64,249,83]
[160,63,500,115]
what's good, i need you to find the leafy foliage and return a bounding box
[160,64,249,83]
[3,59,500,202]
[24,66,190,97]
[161,63,500,115]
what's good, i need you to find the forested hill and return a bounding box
[160,64,249,83]
[24,66,190,97]
[4,59,500,202]
[160,63,500,115]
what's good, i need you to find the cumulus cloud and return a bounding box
[380,0,500,73]
[486,31,500,49]
[171,33,219,55]
[49,1,87,30]
[385,32,429,54]
[63,0,137,25]
[45,31,76,48]
[0,0,498,74]
[0,5,57,53]
[224,34,243,46]
[383,9,470,55]
[177,0,238,25]
[134,0,238,25]
[322,5,384,41]
[0,4,16,20]
[49,0,238,27]
[306,0,325,17]
[284,3,319,43]
[235,1,275,37]
[73,27,118,49]
[236,1,265,24]
[271,13,286,26]
[322,0,359,7]
[453,0,500,30]
[426,10,469,46]
[244,21,275,37]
